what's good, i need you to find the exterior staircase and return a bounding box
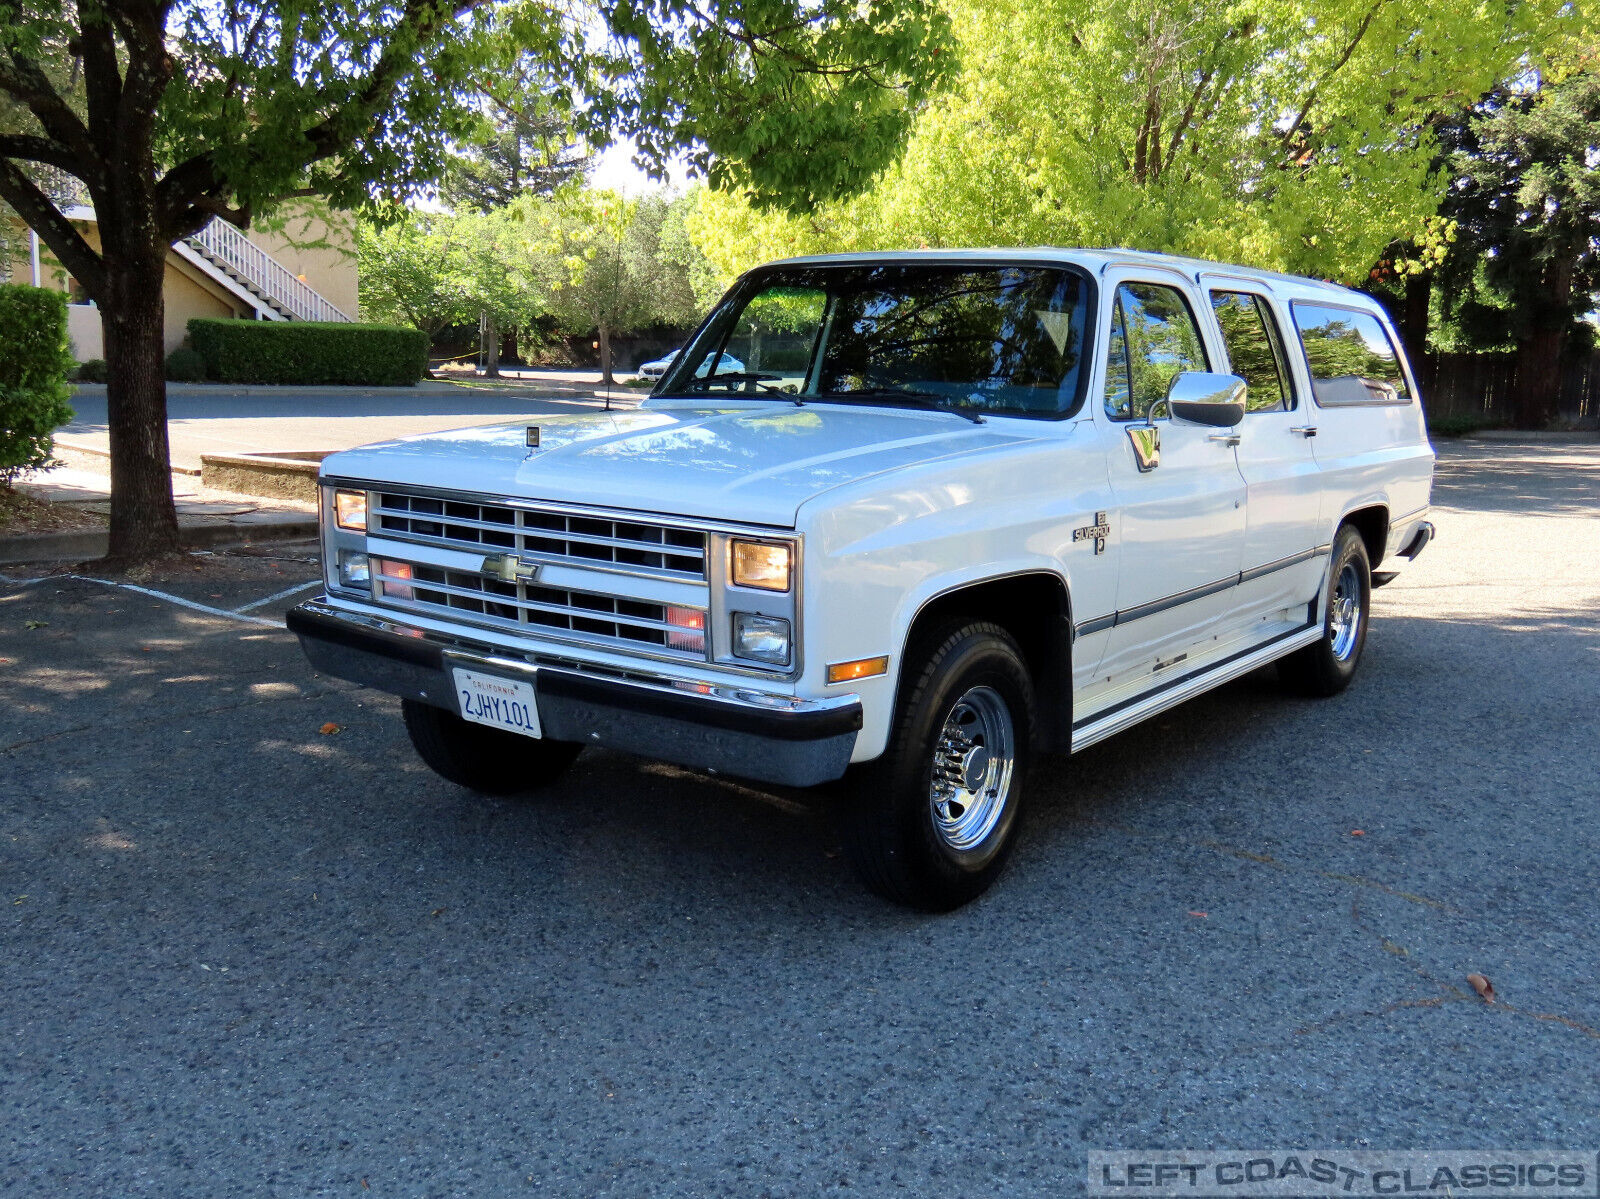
[178,218,353,324]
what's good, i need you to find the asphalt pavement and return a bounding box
[1,441,1598,1196]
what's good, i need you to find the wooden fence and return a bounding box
[1419,351,1600,424]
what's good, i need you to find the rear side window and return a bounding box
[1103,282,1209,421]
[1210,291,1293,413]
[1292,302,1412,405]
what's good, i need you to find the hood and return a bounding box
[319,401,1040,527]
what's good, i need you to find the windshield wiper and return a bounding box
[819,388,987,424]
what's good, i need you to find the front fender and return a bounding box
[795,434,1114,762]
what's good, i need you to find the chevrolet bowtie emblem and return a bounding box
[481,553,540,583]
[1073,511,1110,555]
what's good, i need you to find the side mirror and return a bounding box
[1162,372,1247,428]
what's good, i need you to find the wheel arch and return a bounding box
[1339,503,1390,568]
[899,570,1073,754]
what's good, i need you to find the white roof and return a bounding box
[766,246,1367,303]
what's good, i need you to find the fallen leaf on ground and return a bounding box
[23,620,47,630]
[1467,973,1495,1003]
[319,722,342,735]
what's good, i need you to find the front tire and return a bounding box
[840,621,1034,911]
[401,699,582,796]
[1280,524,1371,697]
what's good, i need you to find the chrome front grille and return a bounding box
[373,561,702,655]
[373,492,707,580]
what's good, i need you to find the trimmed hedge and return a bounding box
[164,346,207,382]
[188,319,429,386]
[0,285,75,485]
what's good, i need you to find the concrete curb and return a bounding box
[0,516,318,566]
[72,380,468,397]
[1467,430,1599,443]
[54,438,203,476]
[200,452,325,504]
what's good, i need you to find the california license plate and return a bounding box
[452,668,541,738]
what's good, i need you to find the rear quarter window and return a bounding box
[1291,302,1412,405]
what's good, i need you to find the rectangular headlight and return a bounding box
[334,489,367,532]
[337,550,370,589]
[730,540,792,592]
[732,612,790,666]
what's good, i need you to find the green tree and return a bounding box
[454,202,558,376]
[442,91,590,213]
[441,62,592,376]
[357,215,470,337]
[0,0,951,560]
[541,190,705,385]
[1434,70,1600,427]
[692,0,1572,288]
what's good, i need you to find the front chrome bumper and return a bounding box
[286,599,862,788]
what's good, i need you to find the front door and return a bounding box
[1094,275,1247,692]
[1201,282,1325,619]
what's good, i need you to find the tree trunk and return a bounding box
[1402,269,1433,393]
[102,249,181,561]
[481,310,500,378]
[598,322,614,387]
[1512,259,1572,429]
[1513,327,1563,430]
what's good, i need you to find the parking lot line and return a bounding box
[234,579,320,613]
[66,576,285,627]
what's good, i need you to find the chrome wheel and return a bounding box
[1329,561,1363,661]
[929,685,1016,852]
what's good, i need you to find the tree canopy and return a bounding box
[357,188,712,379]
[1433,68,1600,425]
[691,0,1577,287]
[0,0,952,558]
[441,95,591,214]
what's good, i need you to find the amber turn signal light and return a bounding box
[826,655,889,685]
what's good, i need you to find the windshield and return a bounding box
[656,262,1093,419]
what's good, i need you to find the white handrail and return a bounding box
[185,219,353,323]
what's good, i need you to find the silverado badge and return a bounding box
[481,553,540,584]
[1073,512,1110,555]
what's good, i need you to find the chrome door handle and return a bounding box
[1290,425,1318,437]
[1208,432,1241,447]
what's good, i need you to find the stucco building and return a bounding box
[4,204,358,361]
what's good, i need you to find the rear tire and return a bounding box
[1280,524,1371,697]
[401,699,582,795]
[840,621,1034,911]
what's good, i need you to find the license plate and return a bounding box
[452,668,541,738]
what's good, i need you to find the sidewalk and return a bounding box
[3,451,317,565]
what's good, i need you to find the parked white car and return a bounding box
[290,249,1435,909]
[638,349,744,379]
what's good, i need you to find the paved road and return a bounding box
[2,442,1598,1196]
[63,374,642,471]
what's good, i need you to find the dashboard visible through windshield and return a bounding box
[656,262,1094,420]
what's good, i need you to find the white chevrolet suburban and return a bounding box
[289,249,1435,910]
